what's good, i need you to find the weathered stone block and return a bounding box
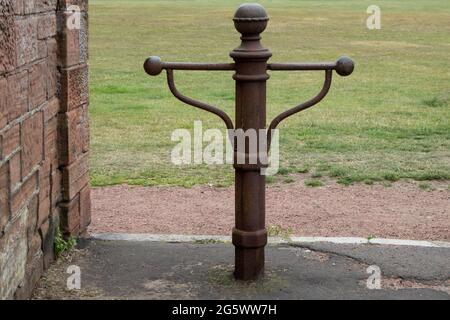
[1,124,20,159]
[23,0,56,14]
[58,104,89,165]
[79,183,90,231]
[7,70,28,122]
[27,194,39,240]
[39,216,55,269]
[61,151,89,200]
[9,152,22,189]
[51,168,61,205]
[46,38,59,99]
[22,112,44,175]
[15,16,38,67]
[44,114,58,162]
[60,64,88,112]
[12,0,24,14]
[37,39,47,60]
[43,97,59,123]
[27,233,42,262]
[0,207,28,299]
[29,61,47,109]
[23,0,36,14]
[37,12,57,39]
[0,164,10,233]
[36,0,58,13]
[13,251,43,300]
[0,77,7,128]
[39,167,50,200]
[11,171,38,217]
[59,194,80,235]
[57,11,88,67]
[0,1,17,74]
[38,194,50,227]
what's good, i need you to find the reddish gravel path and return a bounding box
[89,180,450,241]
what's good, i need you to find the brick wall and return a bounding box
[0,0,90,299]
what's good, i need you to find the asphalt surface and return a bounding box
[36,239,450,300]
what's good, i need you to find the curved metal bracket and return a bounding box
[267,69,332,149]
[166,69,234,130]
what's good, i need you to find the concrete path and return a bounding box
[33,239,450,300]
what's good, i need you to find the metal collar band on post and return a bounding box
[144,3,354,281]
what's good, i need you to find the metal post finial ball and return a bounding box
[335,56,354,77]
[233,3,269,35]
[144,56,163,76]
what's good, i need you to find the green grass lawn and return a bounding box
[89,0,450,187]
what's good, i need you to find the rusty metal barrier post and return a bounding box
[144,3,354,281]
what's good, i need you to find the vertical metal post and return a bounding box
[143,2,354,284]
[230,4,271,280]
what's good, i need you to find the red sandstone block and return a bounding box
[36,0,58,13]
[39,218,50,242]
[59,194,80,235]
[27,233,42,263]
[60,64,88,112]
[7,71,28,122]
[37,13,57,39]
[39,170,50,200]
[26,194,38,239]
[9,152,22,189]
[39,165,51,198]
[0,78,7,128]
[13,252,44,300]
[43,98,59,123]
[39,216,55,269]
[11,172,38,218]
[1,124,20,159]
[44,116,58,170]
[23,0,35,14]
[51,169,61,205]
[38,194,50,228]
[14,16,38,67]
[22,112,44,176]
[12,0,24,14]
[79,184,91,231]
[29,61,47,109]
[37,40,47,60]
[58,104,89,165]
[46,38,59,99]
[24,0,56,14]
[0,3,17,74]
[0,164,10,232]
[57,10,88,67]
[61,151,89,201]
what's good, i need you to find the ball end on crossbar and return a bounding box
[335,56,354,77]
[144,56,163,76]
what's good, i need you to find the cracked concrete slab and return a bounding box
[32,240,450,300]
[293,242,450,281]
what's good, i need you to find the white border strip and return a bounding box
[90,233,230,243]
[90,233,450,248]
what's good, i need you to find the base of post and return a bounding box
[232,228,267,280]
[234,247,265,281]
